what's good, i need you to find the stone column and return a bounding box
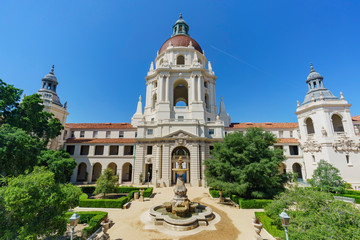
[190,144,200,186]
[117,168,122,184]
[197,76,201,101]
[162,144,171,187]
[158,76,163,102]
[145,82,150,107]
[191,75,196,102]
[134,145,145,184]
[200,144,205,184]
[165,76,169,102]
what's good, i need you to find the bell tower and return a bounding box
[37,65,69,150]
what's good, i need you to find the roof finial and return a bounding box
[340,92,345,100]
[310,63,315,73]
[51,65,54,73]
[179,13,183,19]
[221,96,223,101]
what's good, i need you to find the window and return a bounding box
[71,131,75,138]
[119,131,124,138]
[306,118,315,135]
[290,131,293,138]
[207,118,211,121]
[66,145,75,155]
[177,55,185,65]
[279,131,283,138]
[147,146,153,155]
[312,155,316,163]
[147,129,153,135]
[95,146,104,155]
[289,146,299,155]
[106,131,111,138]
[93,131,98,138]
[63,130,67,140]
[275,145,283,150]
[80,145,89,155]
[209,129,214,135]
[124,146,134,155]
[332,114,344,132]
[178,116,184,121]
[135,132,137,138]
[151,118,155,122]
[204,81,208,88]
[109,146,119,155]
[80,131,85,138]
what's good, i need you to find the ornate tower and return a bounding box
[37,65,69,150]
[132,15,230,187]
[296,64,360,187]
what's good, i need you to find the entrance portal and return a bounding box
[171,146,190,184]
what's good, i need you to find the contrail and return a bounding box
[209,44,267,74]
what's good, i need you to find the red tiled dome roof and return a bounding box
[159,35,202,54]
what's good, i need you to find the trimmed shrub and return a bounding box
[239,199,273,209]
[334,193,360,204]
[79,193,88,200]
[79,196,128,208]
[116,187,140,193]
[209,188,230,198]
[255,212,284,238]
[344,190,360,196]
[143,187,153,197]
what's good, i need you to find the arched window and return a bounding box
[292,163,303,179]
[152,93,157,109]
[173,79,188,106]
[332,114,344,132]
[306,118,315,135]
[205,94,210,112]
[177,55,185,65]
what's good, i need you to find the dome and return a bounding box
[306,64,323,83]
[159,35,202,54]
[42,65,57,82]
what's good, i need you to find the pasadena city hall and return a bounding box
[36,15,360,190]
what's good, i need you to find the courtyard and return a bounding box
[74,186,273,240]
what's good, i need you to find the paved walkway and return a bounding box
[75,186,274,240]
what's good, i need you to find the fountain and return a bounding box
[149,157,215,231]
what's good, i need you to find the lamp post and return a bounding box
[69,212,80,240]
[279,211,290,240]
[147,171,150,188]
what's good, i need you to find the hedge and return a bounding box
[239,199,273,209]
[209,188,229,198]
[79,197,128,208]
[334,193,360,204]
[254,212,284,239]
[64,211,108,237]
[344,190,360,196]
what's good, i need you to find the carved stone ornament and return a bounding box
[301,139,322,153]
[297,129,301,140]
[332,135,360,153]
[355,126,360,136]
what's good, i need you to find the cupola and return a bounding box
[37,65,63,107]
[172,13,189,37]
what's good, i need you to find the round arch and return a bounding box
[92,162,102,182]
[292,163,303,179]
[122,162,132,182]
[331,113,344,132]
[305,117,315,135]
[279,163,286,175]
[173,79,188,106]
[171,146,190,184]
[76,162,87,182]
[107,162,117,175]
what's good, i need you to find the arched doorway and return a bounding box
[92,163,102,182]
[171,146,190,184]
[122,162,132,182]
[76,162,87,182]
[107,162,117,175]
[292,163,303,180]
[279,163,286,175]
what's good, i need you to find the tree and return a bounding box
[0,167,82,239]
[94,168,119,197]
[309,159,345,193]
[0,79,22,119]
[265,186,360,240]
[37,150,77,183]
[204,128,288,199]
[0,124,44,177]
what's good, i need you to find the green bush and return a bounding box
[79,196,128,208]
[239,199,273,209]
[79,193,88,200]
[143,187,153,197]
[344,190,360,196]
[116,187,140,193]
[209,188,230,198]
[64,211,107,237]
[255,212,284,238]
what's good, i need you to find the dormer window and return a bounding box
[177,55,185,65]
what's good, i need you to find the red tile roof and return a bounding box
[66,138,136,144]
[277,138,299,143]
[227,122,299,129]
[352,115,360,121]
[65,123,135,129]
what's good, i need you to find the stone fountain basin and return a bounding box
[149,204,215,231]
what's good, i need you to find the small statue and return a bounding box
[321,127,327,137]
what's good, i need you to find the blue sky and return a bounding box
[1,0,359,123]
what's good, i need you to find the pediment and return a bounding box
[163,130,198,139]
